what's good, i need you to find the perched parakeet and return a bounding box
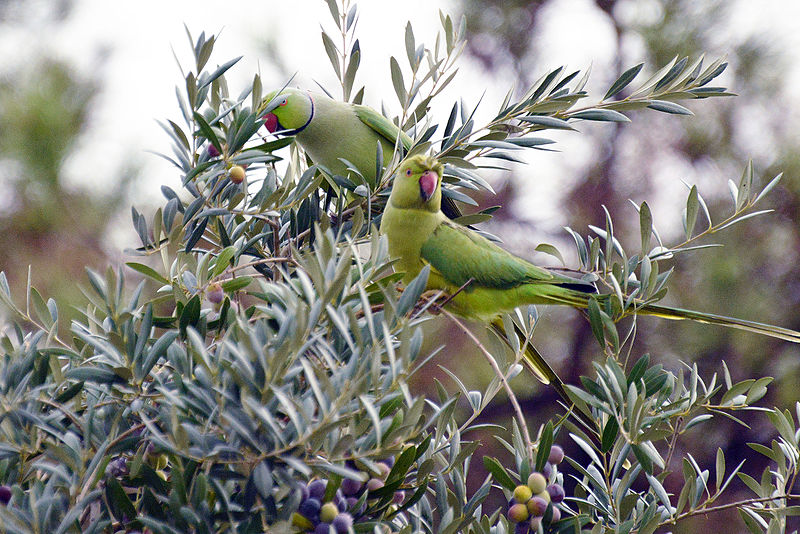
[261,88,410,186]
[260,88,461,218]
[380,155,800,361]
[380,154,800,415]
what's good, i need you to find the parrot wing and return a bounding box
[354,105,413,151]
[420,219,593,291]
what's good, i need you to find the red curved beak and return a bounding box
[263,112,278,133]
[419,170,438,202]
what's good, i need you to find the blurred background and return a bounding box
[1,0,798,531]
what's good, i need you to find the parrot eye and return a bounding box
[405,169,412,176]
[279,98,288,107]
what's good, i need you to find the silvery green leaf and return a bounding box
[714,210,773,232]
[325,0,339,23]
[696,58,728,87]
[604,62,644,99]
[534,244,565,266]
[654,56,688,91]
[441,188,478,206]
[629,56,678,98]
[469,140,521,150]
[571,109,630,122]
[390,56,407,104]
[344,47,360,100]
[646,473,673,514]
[753,172,782,205]
[321,30,341,80]
[444,165,494,193]
[639,201,652,253]
[736,160,754,210]
[397,265,429,317]
[518,115,575,130]
[405,22,416,67]
[199,56,242,89]
[507,136,555,148]
[715,448,725,492]
[684,186,699,240]
[647,100,693,115]
[345,3,358,30]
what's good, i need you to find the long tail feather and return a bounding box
[637,303,800,343]
[541,282,800,344]
[490,319,560,386]
[489,319,597,432]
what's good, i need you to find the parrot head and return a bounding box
[389,155,444,212]
[261,88,314,135]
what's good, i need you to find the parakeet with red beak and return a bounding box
[260,88,462,219]
[381,155,800,343]
[381,155,598,320]
[382,154,800,419]
[260,88,411,187]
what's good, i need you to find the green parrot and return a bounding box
[260,88,461,219]
[260,88,409,186]
[380,155,800,387]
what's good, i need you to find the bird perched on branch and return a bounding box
[379,155,800,395]
[260,88,410,187]
[260,88,461,219]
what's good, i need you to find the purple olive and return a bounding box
[340,478,363,496]
[548,445,564,465]
[549,505,561,522]
[308,479,328,500]
[0,486,10,505]
[546,484,565,503]
[299,497,321,520]
[332,512,354,533]
[527,496,548,517]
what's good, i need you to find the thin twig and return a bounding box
[226,256,296,274]
[664,416,682,469]
[435,278,473,309]
[440,308,534,462]
[659,493,800,527]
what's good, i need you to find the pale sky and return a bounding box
[2,0,800,249]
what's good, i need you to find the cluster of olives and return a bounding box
[293,478,354,534]
[0,485,10,505]
[293,457,402,533]
[507,445,567,533]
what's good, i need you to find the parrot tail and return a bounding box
[635,303,800,343]
[538,284,800,344]
[489,319,598,433]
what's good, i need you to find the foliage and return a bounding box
[0,1,798,533]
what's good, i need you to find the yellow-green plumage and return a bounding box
[261,88,410,187]
[381,155,596,323]
[262,88,462,219]
[381,155,800,342]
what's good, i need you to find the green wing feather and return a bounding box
[354,105,412,150]
[420,220,593,291]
